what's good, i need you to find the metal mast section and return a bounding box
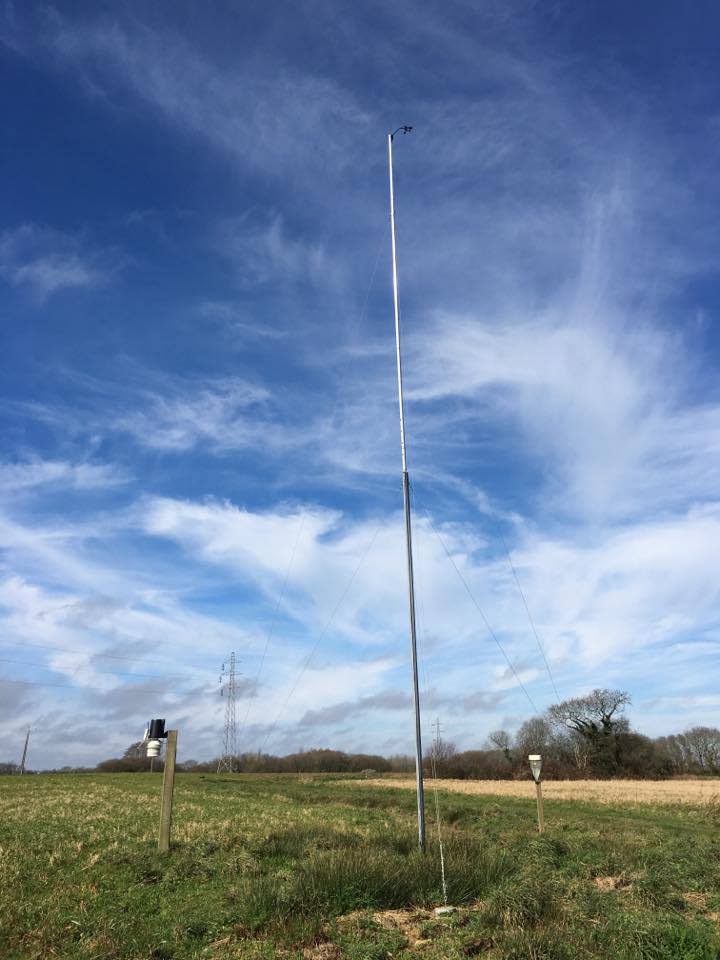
[217,652,239,773]
[19,728,30,775]
[388,125,425,851]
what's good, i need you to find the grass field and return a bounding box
[1,773,720,959]
[356,776,720,806]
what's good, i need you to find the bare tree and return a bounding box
[547,689,631,737]
[568,729,593,774]
[429,738,457,762]
[547,689,631,774]
[487,729,513,763]
[515,716,553,757]
[425,736,458,778]
[682,727,720,773]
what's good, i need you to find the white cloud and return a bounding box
[142,496,418,645]
[0,575,242,680]
[0,224,111,301]
[11,366,402,480]
[405,305,720,521]
[3,3,720,766]
[501,505,720,668]
[2,485,720,764]
[199,300,287,341]
[140,494,720,731]
[0,561,254,765]
[113,377,272,452]
[46,16,370,183]
[0,458,126,493]
[216,213,340,288]
[15,373,278,455]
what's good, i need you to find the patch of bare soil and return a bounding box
[680,893,720,927]
[593,875,632,892]
[372,907,428,942]
[337,905,472,951]
[337,906,430,943]
[302,944,342,959]
[683,892,709,910]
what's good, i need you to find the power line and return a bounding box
[0,656,186,682]
[259,523,382,753]
[242,514,305,731]
[498,534,562,702]
[347,221,388,339]
[412,489,539,714]
[1,677,198,695]
[0,637,202,668]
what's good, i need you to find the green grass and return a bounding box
[1,774,719,959]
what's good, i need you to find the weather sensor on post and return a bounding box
[528,754,545,833]
[141,718,179,853]
[528,754,542,783]
[143,718,167,758]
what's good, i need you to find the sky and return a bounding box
[2,1,720,769]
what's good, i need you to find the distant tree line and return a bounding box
[428,690,720,780]
[91,747,402,775]
[4,689,720,779]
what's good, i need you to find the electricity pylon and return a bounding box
[217,652,239,773]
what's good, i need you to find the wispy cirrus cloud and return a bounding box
[113,377,272,453]
[199,300,287,341]
[138,494,720,729]
[405,306,720,521]
[216,213,342,289]
[2,479,720,764]
[0,458,127,493]
[9,363,401,483]
[0,223,114,302]
[41,12,371,185]
[13,373,276,455]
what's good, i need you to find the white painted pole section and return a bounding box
[389,132,409,473]
[388,130,426,851]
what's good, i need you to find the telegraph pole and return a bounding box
[388,125,425,851]
[19,728,30,775]
[217,653,239,773]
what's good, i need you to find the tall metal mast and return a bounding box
[388,126,425,851]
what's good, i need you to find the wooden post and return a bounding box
[535,780,545,833]
[158,730,178,854]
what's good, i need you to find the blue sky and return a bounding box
[2,1,720,768]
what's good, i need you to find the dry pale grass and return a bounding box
[348,776,720,806]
